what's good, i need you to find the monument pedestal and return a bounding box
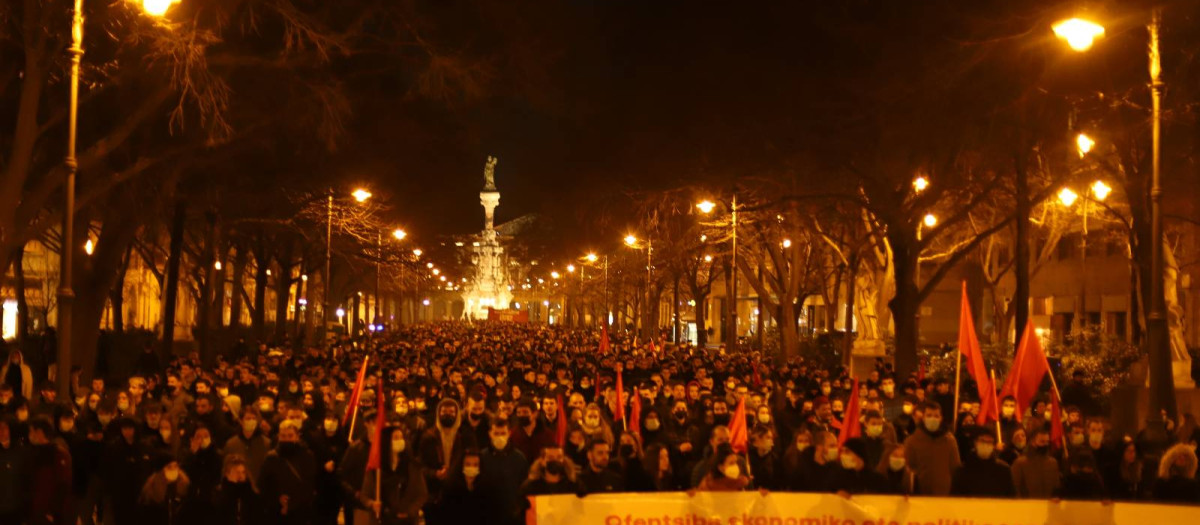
[849,339,887,379]
[1110,384,1200,436]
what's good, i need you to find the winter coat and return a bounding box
[579,465,625,493]
[136,475,190,525]
[1011,450,1061,498]
[748,448,783,490]
[1152,444,1200,503]
[258,443,318,524]
[223,431,273,482]
[950,456,1015,498]
[182,445,223,522]
[0,351,34,401]
[1057,471,1108,500]
[479,445,529,524]
[0,441,24,515]
[212,479,263,525]
[102,437,153,525]
[438,477,494,525]
[903,428,961,496]
[361,456,427,525]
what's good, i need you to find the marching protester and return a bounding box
[0,319,1196,525]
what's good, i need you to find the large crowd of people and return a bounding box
[0,321,1198,525]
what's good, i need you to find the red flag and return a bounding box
[917,356,926,383]
[555,393,568,447]
[999,325,1051,420]
[365,381,386,470]
[615,368,626,426]
[958,283,998,425]
[648,339,659,354]
[1049,388,1066,451]
[728,396,748,454]
[837,379,862,446]
[342,356,370,426]
[599,326,611,353]
[629,388,642,438]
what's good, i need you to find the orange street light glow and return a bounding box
[1053,18,1105,51]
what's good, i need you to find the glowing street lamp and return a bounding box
[1053,18,1105,52]
[1092,180,1112,201]
[352,188,373,203]
[782,239,792,248]
[704,254,713,263]
[566,264,576,273]
[696,200,716,214]
[426,262,434,269]
[84,239,95,256]
[624,234,638,247]
[214,261,222,271]
[913,176,929,193]
[413,248,423,257]
[585,253,598,263]
[1076,133,1095,157]
[1058,187,1079,207]
[392,229,407,241]
[923,213,938,227]
[432,268,440,275]
[551,271,560,279]
[141,0,180,16]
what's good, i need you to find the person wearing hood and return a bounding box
[999,427,1027,466]
[258,420,318,524]
[1,349,33,401]
[950,429,1014,497]
[213,453,263,524]
[1010,427,1060,498]
[136,456,190,525]
[902,401,960,496]
[418,398,473,523]
[828,437,888,495]
[1152,443,1200,503]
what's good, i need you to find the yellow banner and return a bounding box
[529,493,1197,525]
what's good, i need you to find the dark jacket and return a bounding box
[827,466,888,495]
[212,479,263,525]
[748,448,782,490]
[950,456,1015,498]
[579,465,625,493]
[1057,471,1108,500]
[136,478,190,525]
[0,441,24,515]
[182,445,223,521]
[258,443,318,524]
[479,445,529,525]
[27,443,73,525]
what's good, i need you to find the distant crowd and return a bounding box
[0,321,1198,525]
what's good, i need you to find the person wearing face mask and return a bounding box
[997,396,1021,442]
[521,444,581,498]
[860,411,894,470]
[439,450,490,525]
[828,438,888,495]
[417,398,471,523]
[182,426,222,525]
[795,430,840,491]
[901,401,960,496]
[949,430,1014,497]
[1010,428,1061,498]
[1056,453,1108,500]
[999,427,1027,466]
[137,456,191,525]
[876,445,916,495]
[308,414,348,525]
[222,408,272,482]
[258,421,318,524]
[478,421,529,525]
[781,430,813,489]
[697,444,750,491]
[213,454,263,523]
[613,432,654,493]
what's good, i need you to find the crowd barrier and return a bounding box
[527,492,1197,525]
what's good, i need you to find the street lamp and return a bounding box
[392,229,407,241]
[1053,18,1105,51]
[697,195,739,349]
[59,0,169,397]
[321,188,372,349]
[922,213,938,228]
[913,176,930,193]
[1057,187,1079,207]
[1056,12,1178,418]
[352,188,373,203]
[1076,133,1095,157]
[372,227,408,332]
[413,248,423,257]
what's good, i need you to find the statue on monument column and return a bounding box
[483,156,498,191]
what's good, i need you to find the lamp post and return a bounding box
[697,194,738,349]
[371,228,406,331]
[624,235,654,337]
[1054,11,1177,419]
[58,0,169,398]
[320,188,371,348]
[1057,180,1110,335]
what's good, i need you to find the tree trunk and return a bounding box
[12,248,29,344]
[779,296,799,362]
[827,267,843,333]
[252,241,269,343]
[292,262,306,345]
[197,211,219,367]
[110,246,131,333]
[672,276,680,343]
[756,261,765,350]
[1014,155,1030,347]
[161,202,187,356]
[888,231,920,379]
[695,290,709,348]
[229,243,248,329]
[843,254,858,366]
[723,256,737,349]
[274,243,294,343]
[75,210,142,382]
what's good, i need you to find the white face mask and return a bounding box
[645,419,660,431]
[889,457,906,471]
[161,429,173,441]
[758,414,771,424]
[491,436,509,450]
[923,418,942,432]
[722,464,740,479]
[164,468,180,482]
[585,417,600,428]
[392,439,406,453]
[976,444,994,460]
[1089,433,1104,448]
[1002,406,1016,417]
[60,420,75,433]
[324,420,338,433]
[117,402,130,412]
[824,448,839,462]
[243,420,258,433]
[865,425,883,438]
[840,454,859,469]
[463,466,480,478]
[200,438,212,449]
[796,442,810,452]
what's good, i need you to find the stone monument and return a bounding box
[462,156,513,319]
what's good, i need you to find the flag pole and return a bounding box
[347,354,369,444]
[991,369,1002,447]
[1045,369,1069,454]
[952,349,962,432]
